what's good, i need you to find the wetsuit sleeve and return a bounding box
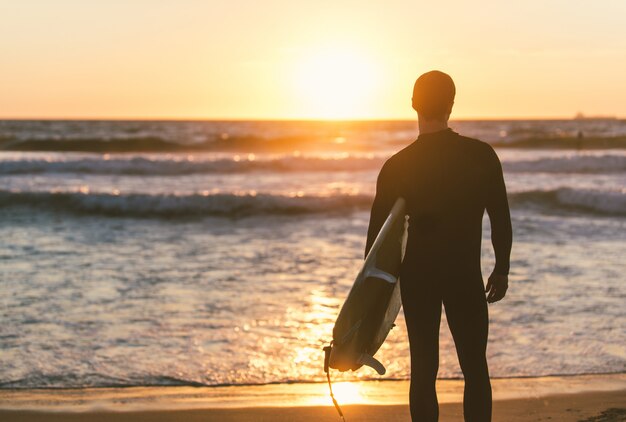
[485,146,512,275]
[365,161,397,258]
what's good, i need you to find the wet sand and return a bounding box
[1,375,624,421]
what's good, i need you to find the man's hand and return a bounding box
[485,271,508,303]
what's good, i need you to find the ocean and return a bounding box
[0,119,625,389]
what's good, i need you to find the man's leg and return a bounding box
[401,277,442,421]
[443,280,492,422]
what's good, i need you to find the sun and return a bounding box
[293,47,380,119]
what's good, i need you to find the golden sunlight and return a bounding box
[331,382,366,404]
[293,47,380,119]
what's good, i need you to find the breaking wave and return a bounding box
[0,373,211,389]
[510,188,626,216]
[0,188,624,218]
[1,153,624,176]
[0,190,373,217]
[503,154,626,174]
[0,155,383,175]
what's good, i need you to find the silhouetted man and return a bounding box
[365,71,512,421]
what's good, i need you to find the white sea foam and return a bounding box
[555,188,626,215]
[1,187,624,217]
[0,155,384,175]
[503,154,626,173]
[1,153,624,176]
[511,188,626,215]
[0,190,373,217]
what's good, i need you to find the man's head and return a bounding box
[412,70,455,122]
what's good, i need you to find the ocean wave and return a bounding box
[0,188,624,218]
[503,154,626,174]
[3,370,624,389]
[1,137,187,153]
[0,135,374,153]
[0,373,211,389]
[1,154,624,176]
[510,188,626,216]
[492,135,626,149]
[3,133,626,153]
[0,190,373,217]
[0,155,384,175]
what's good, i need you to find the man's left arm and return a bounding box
[485,146,512,303]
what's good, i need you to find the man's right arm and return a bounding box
[364,161,396,259]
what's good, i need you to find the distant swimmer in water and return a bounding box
[365,71,513,421]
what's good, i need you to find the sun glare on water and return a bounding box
[330,382,366,404]
[293,47,380,119]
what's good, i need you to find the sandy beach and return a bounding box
[1,389,624,421]
[1,374,624,421]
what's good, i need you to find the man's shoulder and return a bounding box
[388,135,430,161]
[380,142,416,173]
[456,133,500,162]
[457,133,493,151]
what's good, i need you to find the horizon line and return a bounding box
[0,115,622,122]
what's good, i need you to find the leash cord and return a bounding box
[323,345,346,422]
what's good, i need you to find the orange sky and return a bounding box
[0,1,625,120]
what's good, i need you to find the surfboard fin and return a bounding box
[357,354,386,375]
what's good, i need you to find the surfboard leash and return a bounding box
[323,343,346,422]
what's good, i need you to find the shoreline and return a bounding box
[1,374,624,413]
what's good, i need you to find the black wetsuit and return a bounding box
[365,128,512,422]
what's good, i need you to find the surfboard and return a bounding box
[327,197,407,375]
